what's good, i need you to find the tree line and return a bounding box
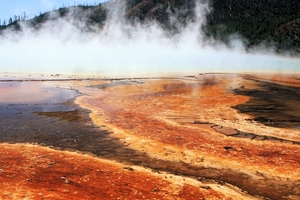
[0,0,107,26]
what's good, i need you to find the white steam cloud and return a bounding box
[0,0,300,77]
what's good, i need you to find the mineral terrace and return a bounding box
[0,73,300,199]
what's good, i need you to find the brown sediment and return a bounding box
[232,74,300,130]
[1,74,300,199]
[34,110,88,123]
[0,78,255,199]
[0,143,251,200]
[75,74,300,199]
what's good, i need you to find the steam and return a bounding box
[0,0,299,77]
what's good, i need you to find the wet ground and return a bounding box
[76,75,300,200]
[0,81,135,158]
[1,75,300,199]
[232,75,300,130]
[0,80,248,199]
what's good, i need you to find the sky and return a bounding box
[0,0,106,22]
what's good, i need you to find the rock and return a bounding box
[224,146,236,151]
[253,136,266,141]
[194,121,209,124]
[200,186,211,189]
[122,167,134,171]
[214,126,239,136]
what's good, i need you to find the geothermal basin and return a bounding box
[0,73,300,199]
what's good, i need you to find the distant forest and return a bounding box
[206,0,300,53]
[0,0,299,54]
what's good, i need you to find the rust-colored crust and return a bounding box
[1,73,300,199]
[0,143,249,199]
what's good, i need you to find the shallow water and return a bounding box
[0,81,79,105]
[232,77,300,130]
[0,77,300,199]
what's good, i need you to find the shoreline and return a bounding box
[74,75,300,199]
[1,73,300,199]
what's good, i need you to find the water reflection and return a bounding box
[0,81,78,105]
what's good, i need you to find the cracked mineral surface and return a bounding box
[0,73,300,199]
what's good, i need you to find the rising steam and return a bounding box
[0,0,299,77]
